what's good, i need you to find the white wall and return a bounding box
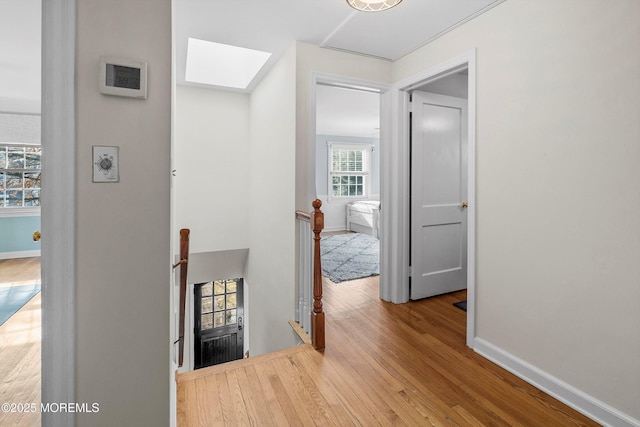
[394,0,640,420]
[173,86,250,253]
[246,44,299,355]
[0,0,40,114]
[295,42,392,211]
[173,86,251,369]
[75,0,171,425]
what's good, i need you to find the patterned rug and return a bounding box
[0,283,41,326]
[320,233,379,283]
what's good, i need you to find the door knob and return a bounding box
[33,231,41,242]
[461,202,469,209]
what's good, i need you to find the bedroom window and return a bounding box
[0,144,42,209]
[328,143,371,201]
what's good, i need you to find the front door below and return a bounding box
[194,278,244,369]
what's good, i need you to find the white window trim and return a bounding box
[327,142,372,202]
[0,207,40,218]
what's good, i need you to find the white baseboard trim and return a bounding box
[0,250,41,260]
[323,225,345,233]
[474,338,640,427]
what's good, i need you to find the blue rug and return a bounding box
[321,233,379,283]
[0,283,41,326]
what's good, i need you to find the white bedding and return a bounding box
[347,201,380,238]
[348,200,380,214]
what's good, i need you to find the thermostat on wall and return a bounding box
[99,56,147,99]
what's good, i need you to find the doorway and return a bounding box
[0,1,43,424]
[193,279,244,369]
[410,73,469,300]
[312,75,390,294]
[384,51,477,348]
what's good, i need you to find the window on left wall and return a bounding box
[0,144,41,208]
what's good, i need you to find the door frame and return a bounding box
[41,0,76,425]
[309,72,391,298]
[384,49,477,348]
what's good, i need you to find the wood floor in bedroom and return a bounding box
[0,257,41,427]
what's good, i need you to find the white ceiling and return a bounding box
[316,85,380,138]
[2,0,503,136]
[174,0,504,92]
[175,0,503,137]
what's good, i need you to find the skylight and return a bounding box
[185,38,272,90]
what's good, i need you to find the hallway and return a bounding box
[177,276,598,426]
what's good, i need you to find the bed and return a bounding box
[346,200,380,238]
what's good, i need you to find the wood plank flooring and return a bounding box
[0,257,41,427]
[177,276,598,426]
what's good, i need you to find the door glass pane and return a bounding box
[201,313,213,330]
[201,282,213,297]
[226,309,237,325]
[214,295,225,311]
[201,297,213,313]
[198,278,242,331]
[226,293,236,309]
[214,312,225,328]
[226,280,237,293]
[214,280,225,295]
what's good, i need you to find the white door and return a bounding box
[411,91,468,300]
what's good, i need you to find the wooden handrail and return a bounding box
[178,228,190,367]
[310,199,325,350]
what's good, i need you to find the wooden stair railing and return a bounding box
[310,200,325,350]
[293,200,325,350]
[174,228,190,367]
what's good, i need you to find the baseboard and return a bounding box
[0,250,41,260]
[323,225,345,232]
[474,338,640,427]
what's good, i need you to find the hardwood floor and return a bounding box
[0,257,41,427]
[177,276,598,426]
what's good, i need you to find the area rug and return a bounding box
[321,233,379,283]
[453,300,467,312]
[0,283,41,326]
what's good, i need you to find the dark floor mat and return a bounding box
[453,300,467,312]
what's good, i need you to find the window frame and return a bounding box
[327,142,372,202]
[0,142,42,216]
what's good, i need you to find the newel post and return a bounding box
[310,199,325,350]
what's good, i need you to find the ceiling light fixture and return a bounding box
[347,0,403,12]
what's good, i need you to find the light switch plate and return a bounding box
[92,146,119,183]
